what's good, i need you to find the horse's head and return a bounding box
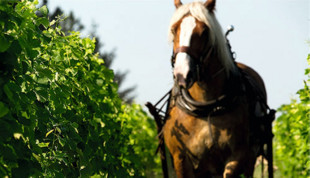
[169,0,234,89]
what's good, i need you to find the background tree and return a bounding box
[41,0,136,103]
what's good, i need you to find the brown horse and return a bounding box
[162,1,273,177]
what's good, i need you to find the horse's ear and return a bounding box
[204,0,216,11]
[174,0,182,8]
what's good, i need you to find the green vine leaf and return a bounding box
[0,102,9,118]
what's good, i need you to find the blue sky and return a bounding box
[46,0,309,109]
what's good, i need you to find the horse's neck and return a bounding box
[188,79,226,102]
[188,57,228,102]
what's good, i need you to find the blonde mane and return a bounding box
[168,1,236,74]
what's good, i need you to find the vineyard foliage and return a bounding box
[0,1,160,177]
[274,54,310,177]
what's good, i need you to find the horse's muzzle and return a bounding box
[173,52,197,89]
[175,74,187,88]
[175,71,195,89]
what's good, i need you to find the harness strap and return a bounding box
[171,45,213,68]
[173,46,200,61]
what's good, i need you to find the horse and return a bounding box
[160,1,274,177]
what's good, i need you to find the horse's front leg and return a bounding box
[223,152,256,178]
[223,160,240,178]
[172,153,195,178]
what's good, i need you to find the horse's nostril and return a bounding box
[176,74,186,88]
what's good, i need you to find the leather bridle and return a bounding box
[171,44,227,85]
[171,45,213,68]
[171,46,201,68]
[170,43,233,118]
[170,36,239,118]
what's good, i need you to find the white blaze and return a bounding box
[174,16,196,81]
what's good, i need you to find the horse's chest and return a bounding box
[186,118,232,158]
[164,107,246,166]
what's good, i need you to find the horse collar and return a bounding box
[173,71,242,117]
[173,86,235,117]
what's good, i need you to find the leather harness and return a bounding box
[146,27,275,178]
[170,40,241,118]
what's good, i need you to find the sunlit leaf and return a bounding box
[38,142,50,148]
[45,129,54,137]
[38,5,48,16]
